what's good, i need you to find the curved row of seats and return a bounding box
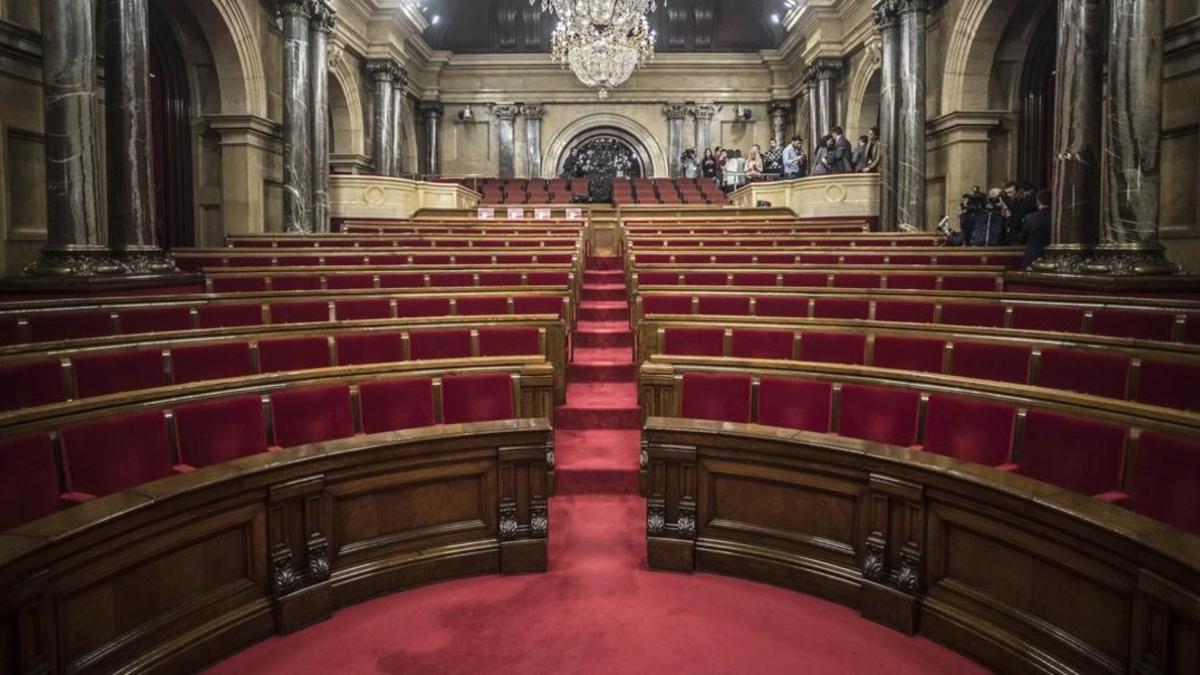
[176,251,578,270]
[633,269,1004,293]
[200,270,573,293]
[227,236,580,248]
[0,370,524,531]
[629,250,1024,267]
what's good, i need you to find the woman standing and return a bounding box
[701,148,717,179]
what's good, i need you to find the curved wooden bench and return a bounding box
[176,250,581,271]
[625,234,942,247]
[643,417,1200,673]
[1,419,550,673]
[630,269,1006,295]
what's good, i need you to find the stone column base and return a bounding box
[1030,243,1181,276]
[24,247,126,277]
[117,247,180,275]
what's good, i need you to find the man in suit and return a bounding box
[830,126,854,173]
[1018,190,1052,268]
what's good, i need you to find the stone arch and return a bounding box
[543,113,668,178]
[942,0,1025,113]
[846,48,882,139]
[329,55,366,157]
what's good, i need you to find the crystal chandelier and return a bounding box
[531,0,663,98]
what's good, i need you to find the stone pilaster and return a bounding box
[522,104,545,178]
[768,100,791,147]
[664,103,690,178]
[803,73,820,158]
[367,59,399,177]
[493,104,521,179]
[308,0,335,233]
[279,0,313,234]
[419,102,444,177]
[813,57,844,136]
[390,71,407,176]
[897,0,930,230]
[873,0,901,232]
[692,104,717,154]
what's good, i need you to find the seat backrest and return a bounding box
[359,378,436,434]
[1018,409,1127,497]
[478,327,540,357]
[837,384,920,446]
[0,359,66,412]
[812,298,870,320]
[441,373,514,424]
[1036,347,1130,400]
[117,306,193,334]
[680,372,752,424]
[940,302,1006,328]
[394,297,452,317]
[730,329,793,360]
[269,301,329,325]
[1136,359,1200,412]
[643,295,693,315]
[512,296,564,317]
[922,394,1015,467]
[456,296,509,316]
[270,384,354,447]
[799,331,866,365]
[174,395,267,468]
[950,341,1031,385]
[698,295,751,316]
[1091,309,1174,342]
[72,349,167,398]
[334,331,405,366]
[1128,431,1200,535]
[171,342,254,384]
[872,335,945,374]
[409,329,472,360]
[197,303,264,329]
[60,410,173,498]
[662,327,724,357]
[874,300,936,324]
[756,377,832,432]
[1010,305,1085,333]
[754,296,809,318]
[28,310,112,343]
[334,298,393,321]
[0,433,61,530]
[257,336,331,373]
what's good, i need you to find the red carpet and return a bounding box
[205,254,986,674]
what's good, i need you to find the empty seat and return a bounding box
[0,433,61,530]
[874,300,936,324]
[526,272,570,286]
[885,275,939,291]
[335,331,405,366]
[940,276,998,292]
[730,329,793,360]
[441,373,513,424]
[837,384,921,447]
[479,272,523,287]
[697,295,751,316]
[117,306,193,334]
[456,296,509,315]
[757,377,833,432]
[72,349,166,398]
[28,310,112,343]
[325,274,376,290]
[1036,347,1130,400]
[257,336,331,373]
[270,384,354,448]
[731,272,777,286]
[872,335,944,374]
[269,301,329,325]
[395,298,452,317]
[271,276,322,292]
[1136,359,1200,412]
[173,396,268,470]
[478,327,540,356]
[940,302,1006,328]
[1010,305,1085,333]
[799,332,866,365]
[172,342,254,384]
[662,327,724,357]
[334,298,393,321]
[0,359,66,412]
[950,341,1031,385]
[409,329,472,360]
[833,274,882,289]
[680,372,752,424]
[812,298,870,320]
[1017,409,1128,501]
[639,272,680,286]
[921,394,1016,467]
[59,410,173,501]
[1091,309,1174,342]
[684,272,727,286]
[359,378,436,434]
[513,296,565,317]
[431,272,474,288]
[1127,432,1200,535]
[754,296,809,318]
[782,273,829,288]
[378,273,424,288]
[197,303,264,329]
[642,295,693,315]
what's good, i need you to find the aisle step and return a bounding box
[554,383,640,429]
[553,429,641,495]
[568,361,637,383]
[578,301,630,322]
[581,284,627,301]
[586,256,623,272]
[584,270,626,284]
[575,321,633,348]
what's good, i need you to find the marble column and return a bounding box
[693,104,717,153]
[419,102,443,177]
[522,104,545,178]
[803,74,820,158]
[874,0,901,232]
[768,100,791,147]
[279,0,312,234]
[814,58,843,134]
[897,0,930,230]
[367,60,398,176]
[1090,0,1176,274]
[494,104,521,179]
[664,103,689,178]
[103,0,175,272]
[390,72,407,176]
[308,1,335,233]
[28,0,122,275]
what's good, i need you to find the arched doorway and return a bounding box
[1017,7,1056,189]
[149,3,194,248]
[558,128,651,202]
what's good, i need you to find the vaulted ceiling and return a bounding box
[419,0,789,53]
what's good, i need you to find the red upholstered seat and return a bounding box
[731,329,793,360]
[457,255,492,265]
[272,276,322,292]
[837,384,921,446]
[197,303,264,329]
[1010,305,1085,333]
[732,272,777,286]
[441,373,514,423]
[457,296,509,316]
[674,254,710,264]
[335,331,405,365]
[940,302,1006,328]
[513,296,564,317]
[873,335,945,374]
[358,378,436,434]
[1037,347,1130,399]
[118,306,193,334]
[1017,409,1128,501]
[639,272,679,285]
[378,273,424,288]
[0,317,21,345]
[269,301,329,324]
[1185,314,1200,344]
[210,276,267,293]
[698,295,751,316]
[800,254,839,265]
[799,332,866,365]
[875,300,936,323]
[479,272,523,287]
[395,297,452,317]
[781,273,829,288]
[0,359,66,412]
[326,274,375,290]
[684,272,727,286]
[334,298,392,321]
[885,275,938,291]
[73,349,166,398]
[479,327,540,356]
[662,327,724,356]
[0,433,62,529]
[921,394,1015,467]
[833,274,882,289]
[431,272,474,287]
[754,296,809,318]
[409,328,472,360]
[950,341,1031,384]
[812,298,870,320]
[680,372,752,424]
[498,254,536,264]
[28,310,112,342]
[412,255,452,265]
[1128,432,1200,535]
[270,384,354,448]
[527,272,570,286]
[1136,360,1200,412]
[172,342,253,384]
[173,396,267,470]
[756,377,832,432]
[257,336,331,373]
[59,410,173,501]
[940,276,998,292]
[537,254,573,264]
[1091,309,1174,342]
[757,254,795,264]
[642,295,693,315]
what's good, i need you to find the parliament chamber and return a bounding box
[1,0,1199,673]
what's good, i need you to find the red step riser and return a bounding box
[554,407,642,429]
[578,306,631,321]
[584,271,625,284]
[568,363,638,383]
[574,331,633,348]
[581,288,627,301]
[586,257,623,271]
[553,470,640,495]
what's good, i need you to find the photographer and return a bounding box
[680,147,699,179]
[958,188,986,245]
[965,188,1006,246]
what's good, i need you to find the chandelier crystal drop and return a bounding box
[532,0,663,98]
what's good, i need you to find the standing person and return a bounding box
[716,148,728,183]
[745,145,764,178]
[701,148,717,179]
[681,147,699,179]
[830,126,853,173]
[763,138,784,176]
[722,149,745,192]
[1002,180,1036,244]
[968,188,1006,246]
[860,127,880,172]
[782,135,806,179]
[1018,190,1052,268]
[811,136,834,175]
[851,135,870,172]
[561,148,579,179]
